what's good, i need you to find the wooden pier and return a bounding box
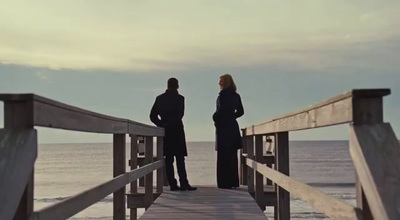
[1,88,400,220]
[139,186,267,220]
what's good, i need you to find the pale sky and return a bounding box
[1,0,399,143]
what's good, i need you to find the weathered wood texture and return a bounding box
[349,123,400,220]
[156,137,164,193]
[356,175,373,220]
[245,89,390,135]
[129,135,138,220]
[0,94,163,136]
[113,134,126,220]
[275,132,290,220]
[145,136,154,208]
[127,192,161,209]
[139,186,268,220]
[245,158,362,220]
[247,136,255,193]
[255,135,264,210]
[4,101,34,128]
[31,161,163,220]
[0,130,37,220]
[240,129,248,185]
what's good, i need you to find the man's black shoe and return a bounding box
[170,185,181,191]
[180,185,197,191]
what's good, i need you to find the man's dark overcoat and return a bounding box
[150,90,188,156]
[213,87,244,151]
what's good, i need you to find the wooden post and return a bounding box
[138,137,145,187]
[113,134,126,220]
[240,129,248,185]
[130,135,138,220]
[4,101,35,220]
[247,135,255,193]
[144,136,154,209]
[352,96,384,220]
[156,136,164,193]
[275,132,290,220]
[266,136,273,186]
[255,135,265,210]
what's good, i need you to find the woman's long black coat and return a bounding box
[213,88,244,151]
[150,90,188,157]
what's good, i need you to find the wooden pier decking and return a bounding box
[139,186,268,220]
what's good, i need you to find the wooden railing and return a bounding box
[240,89,400,220]
[0,94,164,220]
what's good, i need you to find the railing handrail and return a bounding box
[0,93,164,136]
[0,93,165,220]
[245,157,362,220]
[30,160,164,220]
[241,88,400,220]
[244,89,390,135]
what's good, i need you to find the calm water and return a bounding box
[34,141,356,219]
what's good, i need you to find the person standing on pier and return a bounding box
[213,74,244,189]
[150,78,197,191]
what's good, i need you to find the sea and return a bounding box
[34,141,356,220]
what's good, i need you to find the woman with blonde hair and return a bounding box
[213,74,244,189]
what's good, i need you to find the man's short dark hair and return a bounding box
[167,78,179,89]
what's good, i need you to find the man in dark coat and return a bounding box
[150,78,197,191]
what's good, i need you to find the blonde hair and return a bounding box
[220,74,237,91]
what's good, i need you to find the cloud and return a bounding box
[0,0,399,72]
[35,71,52,82]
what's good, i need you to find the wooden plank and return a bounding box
[240,129,248,185]
[244,89,390,135]
[245,158,362,220]
[349,123,400,220]
[127,192,161,208]
[247,136,255,193]
[32,161,163,220]
[0,129,37,220]
[275,132,290,220]
[129,134,138,220]
[144,136,154,209]
[33,100,127,133]
[246,97,352,135]
[14,173,34,220]
[356,175,373,220]
[128,120,164,137]
[156,137,164,193]
[113,134,126,220]
[255,135,264,210]
[0,93,163,136]
[140,186,268,220]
